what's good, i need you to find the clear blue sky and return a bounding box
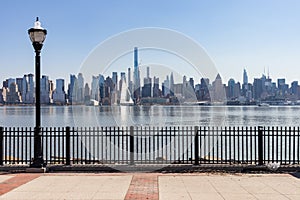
[1,0,300,85]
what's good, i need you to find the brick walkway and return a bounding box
[125,174,159,200]
[0,174,40,195]
[0,173,299,200]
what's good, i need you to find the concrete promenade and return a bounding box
[0,172,299,200]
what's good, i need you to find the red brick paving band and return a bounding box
[0,174,40,195]
[0,173,159,200]
[125,174,159,200]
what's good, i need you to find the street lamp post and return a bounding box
[28,17,47,168]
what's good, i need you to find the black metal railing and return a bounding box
[0,126,299,166]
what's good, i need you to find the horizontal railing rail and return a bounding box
[0,126,299,166]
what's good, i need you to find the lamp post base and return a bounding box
[26,167,46,173]
[30,157,46,168]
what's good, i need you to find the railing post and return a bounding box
[130,126,134,165]
[0,127,3,165]
[258,126,264,165]
[66,126,71,165]
[194,126,199,165]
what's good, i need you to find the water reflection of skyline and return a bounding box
[1,105,300,127]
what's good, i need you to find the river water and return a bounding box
[1,105,299,127]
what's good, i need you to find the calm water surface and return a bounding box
[1,105,300,127]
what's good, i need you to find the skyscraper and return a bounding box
[291,81,298,96]
[142,67,152,98]
[212,73,225,102]
[170,72,174,96]
[253,78,263,100]
[6,82,21,103]
[119,72,126,94]
[41,75,51,104]
[153,76,160,97]
[16,78,23,94]
[163,75,170,96]
[91,76,100,101]
[68,74,77,103]
[21,74,34,103]
[277,78,288,96]
[53,79,66,104]
[146,66,150,78]
[112,72,118,91]
[128,67,133,95]
[228,78,235,99]
[133,47,141,101]
[77,73,84,103]
[242,69,249,97]
[28,74,34,103]
[99,74,105,101]
[84,83,90,103]
[243,68,248,85]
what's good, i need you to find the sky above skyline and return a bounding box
[1,0,300,86]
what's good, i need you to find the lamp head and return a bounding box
[28,17,47,44]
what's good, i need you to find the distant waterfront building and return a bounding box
[112,72,118,91]
[277,78,288,96]
[253,78,263,100]
[7,78,15,89]
[163,75,170,96]
[212,74,226,102]
[243,68,248,85]
[21,75,27,103]
[291,81,299,97]
[182,76,188,98]
[69,73,84,103]
[16,78,23,95]
[152,76,160,97]
[28,74,35,103]
[21,74,35,104]
[41,75,51,104]
[227,78,235,100]
[142,66,152,98]
[6,82,22,103]
[99,75,105,102]
[53,79,66,104]
[103,76,114,105]
[0,87,7,103]
[128,67,133,95]
[182,76,195,100]
[68,74,77,104]
[189,78,195,91]
[133,47,141,101]
[119,72,126,94]
[242,69,249,97]
[2,80,8,88]
[263,76,273,98]
[77,73,84,103]
[91,76,100,101]
[84,83,90,103]
[173,83,183,97]
[120,72,126,82]
[197,78,210,101]
[169,72,174,96]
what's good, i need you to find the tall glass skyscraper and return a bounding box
[243,69,248,85]
[133,47,140,101]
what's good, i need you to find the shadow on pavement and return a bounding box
[289,172,300,179]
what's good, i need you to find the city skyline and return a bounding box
[1,1,300,85]
[2,66,300,91]
[1,65,299,105]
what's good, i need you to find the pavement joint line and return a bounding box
[180,175,193,200]
[0,173,40,196]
